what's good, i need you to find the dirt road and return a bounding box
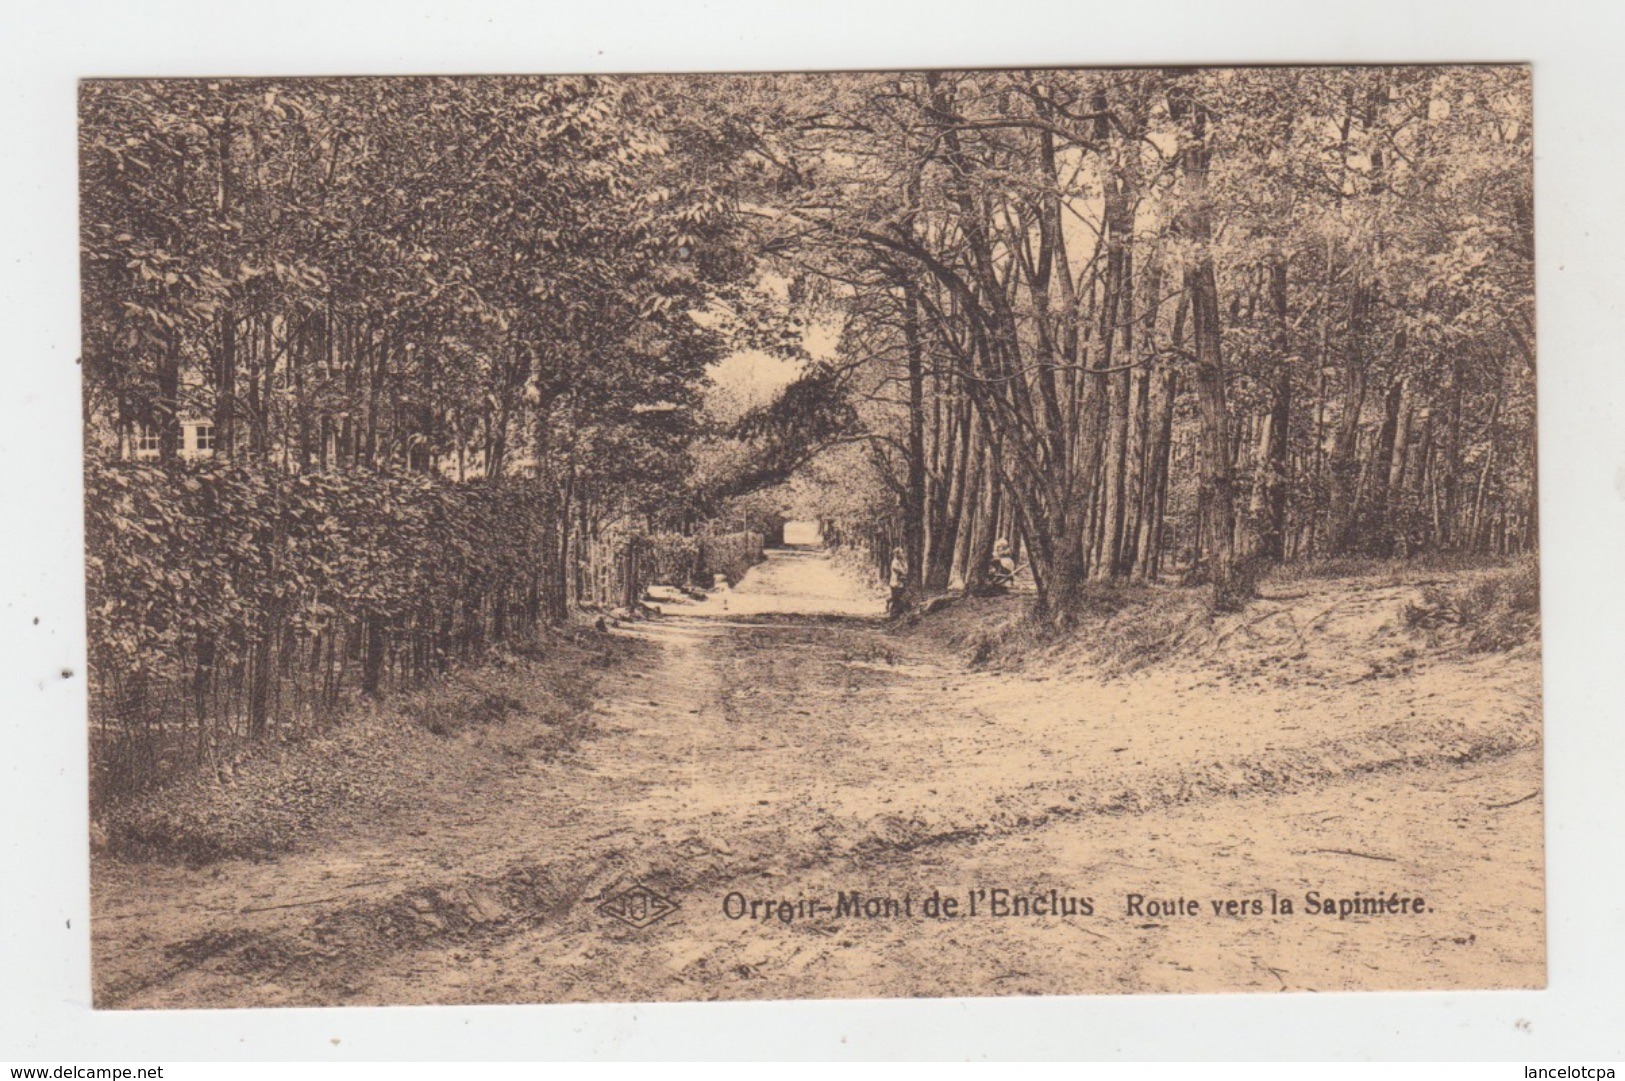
[92,547,1544,1007]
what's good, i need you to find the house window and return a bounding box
[192,423,216,453]
[133,425,160,456]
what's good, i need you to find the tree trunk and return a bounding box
[902,283,927,595]
[1260,259,1292,562]
[1169,78,1240,608]
[361,617,385,698]
[1327,283,1372,554]
[1188,258,1240,607]
[156,328,182,462]
[1364,376,1406,554]
[929,394,973,590]
[1094,172,1135,581]
[213,311,236,461]
[1135,366,1178,580]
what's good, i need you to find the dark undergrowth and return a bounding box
[1403,555,1541,653]
[1260,549,1514,588]
[916,584,1205,676]
[908,552,1540,676]
[405,687,526,738]
[97,626,623,866]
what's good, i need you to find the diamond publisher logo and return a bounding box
[598,884,679,929]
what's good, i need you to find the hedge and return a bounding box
[85,459,767,807]
[86,459,559,805]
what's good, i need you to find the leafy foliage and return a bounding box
[697,67,1536,613]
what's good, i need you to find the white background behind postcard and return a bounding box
[2,0,1621,1061]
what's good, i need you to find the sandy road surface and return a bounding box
[92,547,1543,1007]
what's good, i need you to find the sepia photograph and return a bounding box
[76,65,1543,1010]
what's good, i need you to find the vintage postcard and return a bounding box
[81,65,1541,1008]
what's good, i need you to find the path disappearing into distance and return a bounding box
[92,545,1544,1006]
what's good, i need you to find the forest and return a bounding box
[730,67,1536,618]
[80,67,1536,800]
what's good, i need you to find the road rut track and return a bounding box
[98,701,1536,1007]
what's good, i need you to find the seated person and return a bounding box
[987,539,1017,591]
[887,546,909,616]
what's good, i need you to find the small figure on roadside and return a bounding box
[888,545,910,617]
[712,572,732,611]
[967,539,1017,597]
[988,539,1017,593]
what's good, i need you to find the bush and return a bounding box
[85,457,561,806]
[696,531,764,586]
[406,688,526,738]
[637,530,763,589]
[641,534,703,586]
[1403,556,1540,652]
